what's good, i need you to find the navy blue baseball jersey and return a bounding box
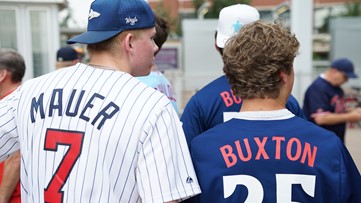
[303,76,346,140]
[190,110,361,202]
[181,75,305,147]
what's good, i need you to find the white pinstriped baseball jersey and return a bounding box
[0,63,201,203]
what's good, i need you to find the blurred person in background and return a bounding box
[0,48,25,203]
[303,58,361,142]
[137,14,179,114]
[55,46,81,69]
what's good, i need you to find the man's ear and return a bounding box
[279,71,288,83]
[124,32,134,53]
[0,69,8,83]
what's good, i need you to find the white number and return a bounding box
[276,174,315,203]
[223,174,316,202]
[223,175,263,202]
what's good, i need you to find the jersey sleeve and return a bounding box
[286,95,306,119]
[0,90,21,162]
[339,142,361,202]
[136,103,201,203]
[180,96,205,149]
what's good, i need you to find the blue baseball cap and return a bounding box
[56,46,78,61]
[67,0,155,44]
[331,58,358,78]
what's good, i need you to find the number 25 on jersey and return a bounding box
[224,174,316,203]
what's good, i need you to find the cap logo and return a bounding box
[232,20,243,34]
[88,9,101,20]
[125,17,138,25]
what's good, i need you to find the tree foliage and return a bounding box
[319,1,361,33]
[193,0,251,18]
[342,1,361,16]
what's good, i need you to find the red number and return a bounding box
[44,129,85,203]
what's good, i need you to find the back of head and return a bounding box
[216,4,260,49]
[56,46,80,69]
[57,46,79,62]
[154,14,170,56]
[67,0,155,45]
[0,48,25,83]
[223,21,299,99]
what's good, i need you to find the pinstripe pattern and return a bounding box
[0,63,200,203]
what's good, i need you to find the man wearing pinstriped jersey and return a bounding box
[0,0,200,202]
[0,48,24,203]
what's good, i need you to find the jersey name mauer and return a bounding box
[30,89,119,130]
[0,63,200,202]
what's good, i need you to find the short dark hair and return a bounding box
[0,48,25,83]
[154,14,169,55]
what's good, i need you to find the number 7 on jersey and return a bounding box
[44,129,85,203]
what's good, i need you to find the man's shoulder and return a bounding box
[192,75,229,97]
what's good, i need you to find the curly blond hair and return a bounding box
[223,20,299,99]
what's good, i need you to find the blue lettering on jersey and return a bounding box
[91,102,120,130]
[30,89,120,130]
[80,93,105,122]
[31,93,45,123]
[66,89,85,117]
[49,89,63,117]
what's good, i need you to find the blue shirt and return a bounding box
[303,76,346,141]
[190,110,361,202]
[137,71,179,114]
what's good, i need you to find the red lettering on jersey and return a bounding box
[220,145,237,168]
[286,138,302,161]
[330,95,345,113]
[272,136,285,159]
[235,139,252,161]
[230,90,242,104]
[300,142,317,167]
[254,137,269,160]
[220,91,233,107]
[220,91,242,107]
[219,136,318,168]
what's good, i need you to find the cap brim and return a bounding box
[67,30,122,44]
[346,72,358,78]
[216,32,230,48]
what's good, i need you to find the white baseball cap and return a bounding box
[216,4,260,48]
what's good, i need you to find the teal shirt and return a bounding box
[137,71,179,115]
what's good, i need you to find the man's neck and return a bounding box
[240,98,286,112]
[0,83,20,99]
[89,53,130,73]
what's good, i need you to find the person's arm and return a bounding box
[0,151,20,203]
[313,108,361,125]
[138,103,200,202]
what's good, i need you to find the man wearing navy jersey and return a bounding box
[303,58,361,142]
[190,20,361,202]
[181,4,305,148]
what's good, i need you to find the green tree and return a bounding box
[342,0,361,16]
[319,1,361,33]
[153,2,181,36]
[193,0,250,18]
